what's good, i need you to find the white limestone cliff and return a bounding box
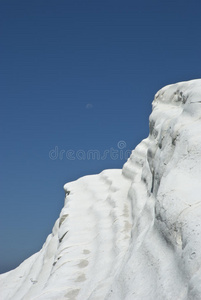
[1,79,201,300]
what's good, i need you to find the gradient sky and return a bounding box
[1,0,201,273]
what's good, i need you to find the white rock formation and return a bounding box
[1,79,201,300]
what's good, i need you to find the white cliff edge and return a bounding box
[1,79,201,300]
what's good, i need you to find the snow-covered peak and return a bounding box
[1,79,201,300]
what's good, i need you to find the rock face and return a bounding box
[1,79,201,300]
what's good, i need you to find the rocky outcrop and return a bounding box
[1,79,201,300]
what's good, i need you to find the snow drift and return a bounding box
[1,79,201,300]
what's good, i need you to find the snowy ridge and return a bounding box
[1,79,201,299]
[0,171,132,300]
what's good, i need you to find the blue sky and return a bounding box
[1,0,201,273]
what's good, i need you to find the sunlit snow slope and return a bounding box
[1,79,201,300]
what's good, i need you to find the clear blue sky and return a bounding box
[1,0,201,273]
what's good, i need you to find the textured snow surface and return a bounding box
[1,79,201,299]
